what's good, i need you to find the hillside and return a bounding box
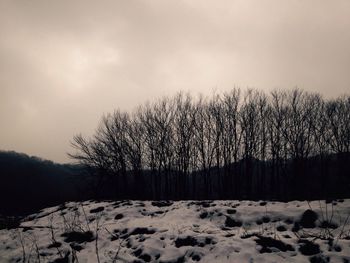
[1,150,350,217]
[1,199,350,262]
[0,151,90,215]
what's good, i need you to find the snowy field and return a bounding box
[1,199,350,263]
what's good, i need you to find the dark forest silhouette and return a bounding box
[0,151,89,215]
[69,88,350,201]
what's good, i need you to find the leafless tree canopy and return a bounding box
[70,88,350,200]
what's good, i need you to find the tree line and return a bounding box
[70,88,350,200]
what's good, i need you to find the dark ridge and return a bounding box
[0,150,89,216]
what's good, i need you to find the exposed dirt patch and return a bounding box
[299,210,318,228]
[151,201,173,207]
[114,213,124,220]
[320,220,338,229]
[277,225,287,232]
[61,231,94,243]
[225,216,242,228]
[309,255,330,263]
[298,239,321,256]
[129,227,156,236]
[255,235,294,253]
[227,209,236,214]
[199,211,208,219]
[174,236,216,248]
[70,242,84,251]
[47,242,62,248]
[90,206,104,213]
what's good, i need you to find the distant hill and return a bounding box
[1,150,349,215]
[0,151,91,215]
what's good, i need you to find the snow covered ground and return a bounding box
[1,199,350,263]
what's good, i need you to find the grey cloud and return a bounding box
[0,0,349,162]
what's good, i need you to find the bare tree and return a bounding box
[220,88,242,198]
[69,88,350,201]
[239,89,261,197]
[267,90,288,197]
[173,92,197,198]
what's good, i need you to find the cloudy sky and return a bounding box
[1,0,349,163]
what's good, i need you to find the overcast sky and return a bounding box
[1,0,349,163]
